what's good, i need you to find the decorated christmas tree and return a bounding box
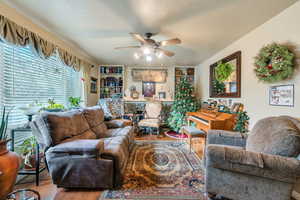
[168,77,199,132]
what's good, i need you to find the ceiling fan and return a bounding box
[114,33,181,57]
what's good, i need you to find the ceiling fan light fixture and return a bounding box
[134,52,141,59]
[142,46,151,55]
[156,51,163,58]
[146,55,152,62]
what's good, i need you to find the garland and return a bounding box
[254,43,294,83]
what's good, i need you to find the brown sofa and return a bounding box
[31,106,134,189]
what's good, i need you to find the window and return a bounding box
[0,41,82,127]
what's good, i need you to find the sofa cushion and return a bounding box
[105,126,134,145]
[207,144,300,183]
[246,116,300,157]
[48,139,104,156]
[83,106,108,138]
[36,110,96,146]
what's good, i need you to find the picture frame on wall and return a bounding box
[158,92,166,99]
[269,84,294,107]
[142,82,156,97]
[90,77,98,94]
[132,69,167,83]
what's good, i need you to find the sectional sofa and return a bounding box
[31,106,134,189]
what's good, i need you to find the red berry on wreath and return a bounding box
[267,65,273,69]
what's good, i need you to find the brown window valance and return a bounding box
[0,15,92,71]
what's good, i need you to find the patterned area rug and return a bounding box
[100,140,207,200]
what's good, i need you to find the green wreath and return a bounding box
[254,43,294,83]
[215,62,234,82]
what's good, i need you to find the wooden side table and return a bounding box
[10,127,46,186]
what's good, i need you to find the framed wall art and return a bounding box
[90,77,98,94]
[269,84,294,107]
[132,69,167,83]
[142,82,156,97]
[158,92,166,99]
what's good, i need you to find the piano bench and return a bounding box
[181,126,206,154]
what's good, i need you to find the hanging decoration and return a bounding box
[254,43,294,83]
[215,62,234,82]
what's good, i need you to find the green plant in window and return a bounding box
[45,99,65,110]
[215,62,234,82]
[68,97,82,108]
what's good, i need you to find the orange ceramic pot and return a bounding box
[0,140,20,200]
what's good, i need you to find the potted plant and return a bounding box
[68,96,82,109]
[44,98,65,112]
[0,107,20,199]
[234,111,250,133]
[19,136,37,170]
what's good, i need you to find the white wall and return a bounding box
[197,1,300,129]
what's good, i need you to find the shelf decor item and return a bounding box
[269,84,294,107]
[254,43,295,83]
[0,107,20,200]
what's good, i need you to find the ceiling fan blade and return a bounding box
[159,38,181,46]
[114,46,140,50]
[157,48,175,57]
[130,33,148,44]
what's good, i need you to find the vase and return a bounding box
[0,140,20,200]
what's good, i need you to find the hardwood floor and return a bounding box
[14,134,204,200]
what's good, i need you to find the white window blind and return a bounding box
[0,41,82,126]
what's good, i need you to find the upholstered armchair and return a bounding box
[138,101,162,135]
[205,116,300,200]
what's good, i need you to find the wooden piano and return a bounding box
[186,109,236,132]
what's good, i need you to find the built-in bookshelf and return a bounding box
[99,65,124,99]
[175,66,196,95]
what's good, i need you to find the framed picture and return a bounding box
[142,82,156,97]
[90,77,98,94]
[230,103,242,113]
[218,105,226,112]
[132,69,167,83]
[269,84,294,107]
[158,92,166,99]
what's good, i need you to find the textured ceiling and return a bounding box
[3,0,298,65]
